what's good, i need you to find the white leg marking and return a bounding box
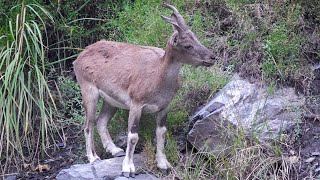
[85,129,100,163]
[156,126,172,169]
[107,143,124,156]
[122,132,139,173]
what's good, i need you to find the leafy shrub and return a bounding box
[57,76,84,124]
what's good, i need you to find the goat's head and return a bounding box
[161,3,215,67]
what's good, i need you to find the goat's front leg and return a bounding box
[155,108,172,170]
[122,104,142,177]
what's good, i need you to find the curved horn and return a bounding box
[161,15,183,33]
[163,3,188,31]
[163,3,179,13]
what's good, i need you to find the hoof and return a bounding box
[121,171,135,178]
[113,150,126,157]
[121,172,130,178]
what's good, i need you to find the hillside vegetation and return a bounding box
[0,0,319,179]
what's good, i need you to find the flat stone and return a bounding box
[57,154,159,180]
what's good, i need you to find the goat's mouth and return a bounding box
[202,61,214,67]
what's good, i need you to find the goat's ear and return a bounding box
[169,32,179,46]
[161,15,183,34]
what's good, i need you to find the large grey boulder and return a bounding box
[56,154,159,180]
[188,75,305,153]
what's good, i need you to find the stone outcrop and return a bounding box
[188,75,305,153]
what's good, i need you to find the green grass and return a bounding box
[262,23,303,81]
[111,0,207,46]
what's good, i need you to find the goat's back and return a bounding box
[73,40,164,83]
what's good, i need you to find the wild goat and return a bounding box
[73,3,215,177]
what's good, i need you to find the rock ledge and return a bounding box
[57,154,159,180]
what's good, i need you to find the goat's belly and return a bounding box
[143,104,161,113]
[98,90,130,109]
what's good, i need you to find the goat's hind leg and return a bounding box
[81,84,100,163]
[96,101,125,157]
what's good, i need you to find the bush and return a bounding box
[57,76,84,124]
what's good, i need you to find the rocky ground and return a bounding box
[5,102,320,180]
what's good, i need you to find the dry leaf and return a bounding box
[33,164,50,172]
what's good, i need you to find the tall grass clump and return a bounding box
[173,144,297,180]
[0,1,61,173]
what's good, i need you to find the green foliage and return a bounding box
[142,138,157,171]
[262,5,303,82]
[108,109,129,136]
[139,114,156,141]
[58,76,84,124]
[200,0,313,87]
[164,133,179,165]
[172,66,229,114]
[167,111,187,131]
[111,0,170,47]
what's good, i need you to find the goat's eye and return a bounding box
[184,45,193,49]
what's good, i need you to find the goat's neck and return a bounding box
[158,48,182,87]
